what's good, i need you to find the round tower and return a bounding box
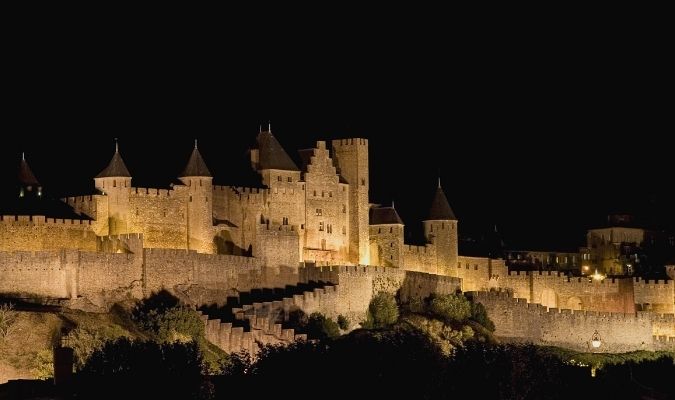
[423,179,458,274]
[179,140,214,254]
[94,141,132,235]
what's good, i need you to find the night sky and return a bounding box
[1,41,672,252]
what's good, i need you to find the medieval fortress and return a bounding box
[1,130,673,353]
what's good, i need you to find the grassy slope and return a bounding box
[0,307,142,384]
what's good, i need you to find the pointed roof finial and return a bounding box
[392,200,395,209]
[194,139,198,149]
[268,121,272,133]
[438,176,441,188]
[259,124,262,133]
[22,152,25,161]
[115,138,119,153]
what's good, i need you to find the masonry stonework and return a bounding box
[1,135,673,353]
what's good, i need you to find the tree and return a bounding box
[364,292,399,328]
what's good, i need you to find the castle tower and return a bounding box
[179,141,214,253]
[251,126,301,186]
[94,141,132,235]
[331,138,370,265]
[369,204,404,268]
[423,179,458,274]
[17,153,42,199]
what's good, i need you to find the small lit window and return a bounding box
[316,209,322,216]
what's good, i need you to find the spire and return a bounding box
[18,153,40,186]
[438,176,441,188]
[96,140,131,178]
[392,200,395,209]
[268,121,272,133]
[180,144,212,177]
[426,185,457,221]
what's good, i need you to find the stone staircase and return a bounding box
[197,281,334,355]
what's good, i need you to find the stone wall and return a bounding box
[633,278,675,313]
[0,216,97,252]
[472,290,675,352]
[403,244,438,274]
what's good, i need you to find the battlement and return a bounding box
[0,215,92,226]
[331,138,368,147]
[634,277,674,286]
[131,187,175,197]
[404,244,433,253]
[64,195,97,203]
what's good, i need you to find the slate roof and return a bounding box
[18,154,40,186]
[256,130,299,171]
[427,185,456,220]
[96,148,131,178]
[370,206,404,225]
[180,145,212,177]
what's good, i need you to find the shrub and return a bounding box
[470,302,495,332]
[337,314,349,330]
[31,349,54,380]
[429,294,471,323]
[364,292,399,328]
[306,313,340,340]
[132,291,204,343]
[0,302,17,340]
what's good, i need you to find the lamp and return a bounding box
[591,330,602,349]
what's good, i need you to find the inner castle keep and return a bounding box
[1,131,673,353]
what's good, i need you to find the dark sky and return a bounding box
[1,35,672,252]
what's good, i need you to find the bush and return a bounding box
[0,302,17,340]
[132,291,204,343]
[337,314,349,330]
[429,294,471,323]
[470,302,495,332]
[31,349,53,380]
[306,313,340,340]
[364,292,399,328]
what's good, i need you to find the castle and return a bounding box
[1,131,673,353]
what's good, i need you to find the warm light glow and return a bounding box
[591,330,602,349]
[591,269,605,281]
[583,266,589,271]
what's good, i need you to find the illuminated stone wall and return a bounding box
[473,290,675,352]
[0,216,97,252]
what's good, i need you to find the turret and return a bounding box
[17,153,42,199]
[94,141,132,235]
[369,203,404,268]
[423,179,458,273]
[331,138,370,265]
[179,140,214,253]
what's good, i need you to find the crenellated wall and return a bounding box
[472,290,675,352]
[0,215,97,252]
